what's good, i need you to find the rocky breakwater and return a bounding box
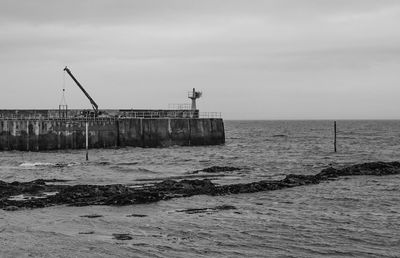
[1,162,399,210]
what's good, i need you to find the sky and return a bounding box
[0,0,399,120]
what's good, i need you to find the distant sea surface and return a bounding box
[0,120,399,257]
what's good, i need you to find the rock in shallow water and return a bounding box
[191,166,241,174]
[80,214,103,218]
[127,214,148,217]
[177,204,237,214]
[112,233,133,241]
[79,231,95,235]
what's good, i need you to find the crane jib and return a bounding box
[63,67,99,114]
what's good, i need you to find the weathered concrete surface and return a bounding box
[0,162,399,210]
[0,118,225,150]
[168,119,191,146]
[117,118,143,147]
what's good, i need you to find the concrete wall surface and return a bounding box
[0,118,225,151]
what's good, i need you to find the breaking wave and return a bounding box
[19,162,76,168]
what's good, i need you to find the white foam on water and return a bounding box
[19,162,54,167]
[19,162,77,168]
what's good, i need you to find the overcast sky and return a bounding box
[1,0,399,119]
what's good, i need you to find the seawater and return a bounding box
[0,120,399,257]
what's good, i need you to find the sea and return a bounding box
[0,120,399,257]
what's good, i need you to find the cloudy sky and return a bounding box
[1,0,399,119]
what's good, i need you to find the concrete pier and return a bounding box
[0,117,225,151]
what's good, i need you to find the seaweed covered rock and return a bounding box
[0,180,46,197]
[340,161,400,176]
[316,161,400,178]
[155,179,216,194]
[281,174,321,186]
[1,161,400,210]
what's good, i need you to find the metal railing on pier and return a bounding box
[0,112,222,121]
[167,104,191,110]
[198,112,222,118]
[0,115,118,122]
[118,110,198,118]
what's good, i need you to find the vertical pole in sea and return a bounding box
[86,120,89,161]
[334,121,337,153]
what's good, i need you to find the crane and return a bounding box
[63,66,99,115]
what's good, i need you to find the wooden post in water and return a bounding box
[85,122,89,161]
[334,121,337,153]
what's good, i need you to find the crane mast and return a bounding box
[63,66,99,115]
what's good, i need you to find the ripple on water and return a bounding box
[0,121,400,257]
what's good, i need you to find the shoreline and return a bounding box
[1,162,399,210]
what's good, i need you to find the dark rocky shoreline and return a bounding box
[1,162,399,210]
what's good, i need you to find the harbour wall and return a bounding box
[0,109,199,119]
[0,118,225,151]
